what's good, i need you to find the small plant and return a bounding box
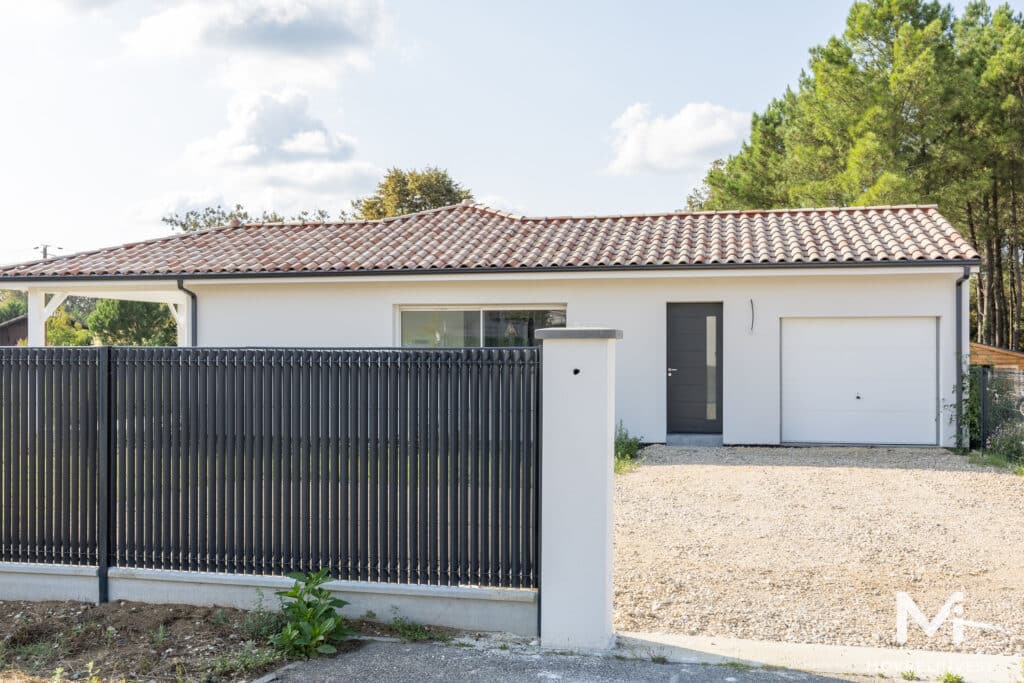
[389,615,446,643]
[211,608,229,626]
[103,626,117,648]
[899,671,920,681]
[984,419,1024,462]
[362,609,377,620]
[271,568,353,658]
[650,655,668,664]
[614,422,643,474]
[615,421,642,460]
[241,591,287,643]
[84,662,102,683]
[50,667,65,683]
[152,624,168,646]
[939,673,964,683]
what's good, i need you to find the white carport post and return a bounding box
[535,326,621,651]
[26,289,69,347]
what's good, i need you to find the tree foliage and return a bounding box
[690,0,1024,349]
[0,290,26,324]
[87,300,176,346]
[46,308,93,347]
[162,204,347,232]
[351,167,472,220]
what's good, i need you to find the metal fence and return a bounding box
[970,365,1024,449]
[0,346,541,595]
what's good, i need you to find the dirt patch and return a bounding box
[0,599,459,682]
[0,601,304,682]
[614,446,1024,655]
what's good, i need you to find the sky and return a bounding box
[0,0,989,265]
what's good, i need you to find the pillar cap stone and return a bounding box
[536,327,623,340]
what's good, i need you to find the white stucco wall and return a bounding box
[187,267,968,446]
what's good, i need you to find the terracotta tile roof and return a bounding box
[0,202,978,280]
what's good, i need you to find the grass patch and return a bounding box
[721,661,755,671]
[649,655,668,664]
[939,673,964,683]
[966,449,1024,474]
[388,616,452,643]
[899,671,919,681]
[208,642,285,677]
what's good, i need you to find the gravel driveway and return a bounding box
[614,446,1024,655]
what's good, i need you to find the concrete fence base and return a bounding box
[0,563,538,637]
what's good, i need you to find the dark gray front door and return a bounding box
[667,303,723,434]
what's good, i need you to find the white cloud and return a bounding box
[123,0,385,90]
[607,102,749,175]
[186,91,357,166]
[165,91,378,219]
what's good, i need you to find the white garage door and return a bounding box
[781,317,938,445]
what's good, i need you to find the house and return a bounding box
[970,341,1024,370]
[0,314,26,346]
[0,202,979,446]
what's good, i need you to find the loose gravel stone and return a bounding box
[613,445,1024,655]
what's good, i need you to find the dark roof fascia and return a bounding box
[0,258,982,283]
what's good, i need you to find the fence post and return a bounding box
[979,366,989,447]
[97,346,111,604]
[536,327,621,650]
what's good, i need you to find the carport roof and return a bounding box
[0,202,979,281]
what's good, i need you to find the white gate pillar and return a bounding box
[536,326,621,650]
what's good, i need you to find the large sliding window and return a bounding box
[400,307,566,347]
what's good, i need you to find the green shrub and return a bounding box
[271,568,353,659]
[614,422,642,460]
[985,420,1024,462]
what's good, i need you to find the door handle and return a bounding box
[667,367,677,377]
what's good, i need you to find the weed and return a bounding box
[389,615,449,643]
[211,609,229,626]
[241,593,287,643]
[362,610,377,620]
[498,643,509,651]
[721,661,755,671]
[13,640,65,673]
[614,422,644,474]
[152,624,168,646]
[50,667,65,683]
[271,568,353,658]
[103,626,116,648]
[209,641,283,677]
[899,671,920,681]
[939,673,964,683]
[84,662,102,683]
[650,655,668,664]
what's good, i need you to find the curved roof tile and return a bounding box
[0,202,979,279]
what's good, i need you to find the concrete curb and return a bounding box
[617,632,1023,683]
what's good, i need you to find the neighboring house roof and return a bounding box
[970,342,1024,369]
[0,314,26,329]
[0,202,979,281]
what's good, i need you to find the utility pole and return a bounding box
[36,244,62,259]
